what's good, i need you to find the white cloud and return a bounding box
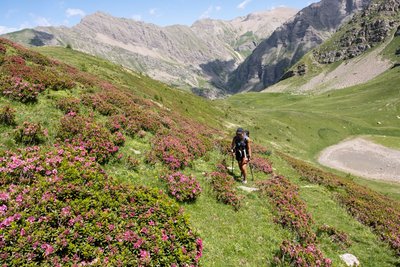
[66,8,86,18]
[131,14,142,21]
[268,5,287,10]
[200,6,213,19]
[200,5,221,19]
[237,0,252,9]
[0,25,18,34]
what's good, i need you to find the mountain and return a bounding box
[228,0,372,93]
[3,8,297,98]
[267,0,400,93]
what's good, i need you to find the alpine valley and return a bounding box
[1,0,400,266]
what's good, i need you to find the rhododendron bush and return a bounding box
[258,176,316,244]
[56,97,81,114]
[58,113,119,164]
[207,172,242,211]
[273,241,332,267]
[0,76,44,103]
[0,146,203,266]
[258,175,332,266]
[0,105,16,126]
[161,172,202,202]
[0,38,117,105]
[148,126,212,170]
[13,122,44,145]
[250,156,273,175]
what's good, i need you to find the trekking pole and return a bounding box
[249,161,254,181]
[231,153,234,175]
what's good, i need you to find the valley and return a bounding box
[1,0,400,266]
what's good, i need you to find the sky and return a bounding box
[0,0,319,34]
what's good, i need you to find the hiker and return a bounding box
[231,128,252,184]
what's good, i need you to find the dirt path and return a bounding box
[318,137,400,182]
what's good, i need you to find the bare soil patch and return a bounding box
[318,137,400,182]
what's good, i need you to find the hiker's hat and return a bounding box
[236,128,244,134]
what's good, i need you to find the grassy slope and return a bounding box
[35,47,225,129]
[30,46,400,265]
[225,65,400,158]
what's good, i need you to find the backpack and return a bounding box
[234,133,249,157]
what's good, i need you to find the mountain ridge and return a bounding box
[3,8,297,98]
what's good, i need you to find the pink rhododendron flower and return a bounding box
[41,243,55,256]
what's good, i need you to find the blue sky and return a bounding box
[0,0,318,34]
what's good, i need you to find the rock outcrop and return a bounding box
[314,0,400,64]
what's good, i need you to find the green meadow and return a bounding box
[26,46,400,266]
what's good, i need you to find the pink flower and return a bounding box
[0,205,7,215]
[16,194,23,204]
[61,206,71,217]
[134,238,144,249]
[0,192,9,201]
[122,230,136,242]
[140,250,151,262]
[41,243,55,256]
[162,233,168,241]
[196,238,203,261]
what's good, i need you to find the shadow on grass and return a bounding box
[228,169,243,182]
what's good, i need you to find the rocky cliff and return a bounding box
[228,0,372,93]
[313,0,400,64]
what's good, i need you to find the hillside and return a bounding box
[228,0,372,93]
[268,0,400,93]
[0,39,400,266]
[2,8,296,98]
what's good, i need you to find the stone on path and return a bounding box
[340,254,360,266]
[301,185,317,188]
[238,186,259,193]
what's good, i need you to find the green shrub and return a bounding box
[0,105,16,126]
[13,121,43,145]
